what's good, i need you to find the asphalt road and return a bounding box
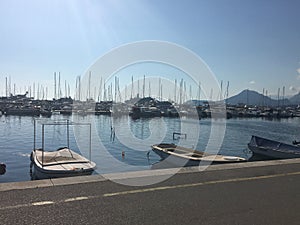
[1,162,300,225]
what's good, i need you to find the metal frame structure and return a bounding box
[33,119,92,167]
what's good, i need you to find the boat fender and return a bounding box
[0,163,6,175]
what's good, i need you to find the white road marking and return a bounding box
[64,197,89,202]
[0,170,300,210]
[103,171,300,197]
[32,201,55,206]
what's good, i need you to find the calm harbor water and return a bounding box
[0,114,300,183]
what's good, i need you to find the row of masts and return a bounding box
[4,76,50,100]
[72,73,206,104]
[54,72,71,99]
[1,74,289,106]
[3,73,206,103]
[2,73,72,100]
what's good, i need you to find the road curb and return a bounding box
[1,158,300,192]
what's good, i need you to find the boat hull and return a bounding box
[152,147,202,166]
[31,162,95,180]
[152,144,246,166]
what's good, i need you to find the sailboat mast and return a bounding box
[161,82,163,101]
[58,72,61,99]
[88,71,91,100]
[137,78,140,98]
[220,80,223,101]
[54,72,57,99]
[143,75,145,98]
[33,83,35,99]
[114,76,116,102]
[98,77,102,102]
[282,86,285,106]
[277,87,280,107]
[65,80,67,98]
[183,81,186,103]
[198,81,201,100]
[174,79,177,103]
[131,76,134,99]
[5,77,8,97]
[158,78,161,101]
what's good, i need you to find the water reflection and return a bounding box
[1,115,300,182]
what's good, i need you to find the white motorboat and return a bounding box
[30,120,96,179]
[31,147,96,179]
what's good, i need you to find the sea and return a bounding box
[0,114,300,183]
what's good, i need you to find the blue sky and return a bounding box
[0,0,299,99]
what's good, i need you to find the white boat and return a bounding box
[30,120,96,179]
[31,148,96,179]
[152,143,246,166]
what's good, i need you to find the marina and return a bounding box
[1,1,300,224]
[1,92,300,119]
[1,113,300,183]
[0,60,300,182]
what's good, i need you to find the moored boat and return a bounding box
[31,148,96,179]
[4,106,40,116]
[30,119,96,179]
[151,143,246,166]
[248,135,300,159]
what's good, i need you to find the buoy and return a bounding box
[0,163,6,175]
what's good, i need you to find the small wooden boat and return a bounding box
[30,119,96,179]
[248,135,300,159]
[151,143,246,166]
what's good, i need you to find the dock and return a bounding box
[1,158,300,224]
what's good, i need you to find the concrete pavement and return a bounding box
[1,158,300,224]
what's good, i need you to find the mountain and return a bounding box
[226,90,290,106]
[289,92,300,105]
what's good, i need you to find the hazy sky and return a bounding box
[0,0,299,99]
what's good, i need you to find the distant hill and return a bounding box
[289,92,300,105]
[226,90,290,107]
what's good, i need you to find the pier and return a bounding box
[1,158,300,224]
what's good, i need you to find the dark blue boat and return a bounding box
[248,135,300,159]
